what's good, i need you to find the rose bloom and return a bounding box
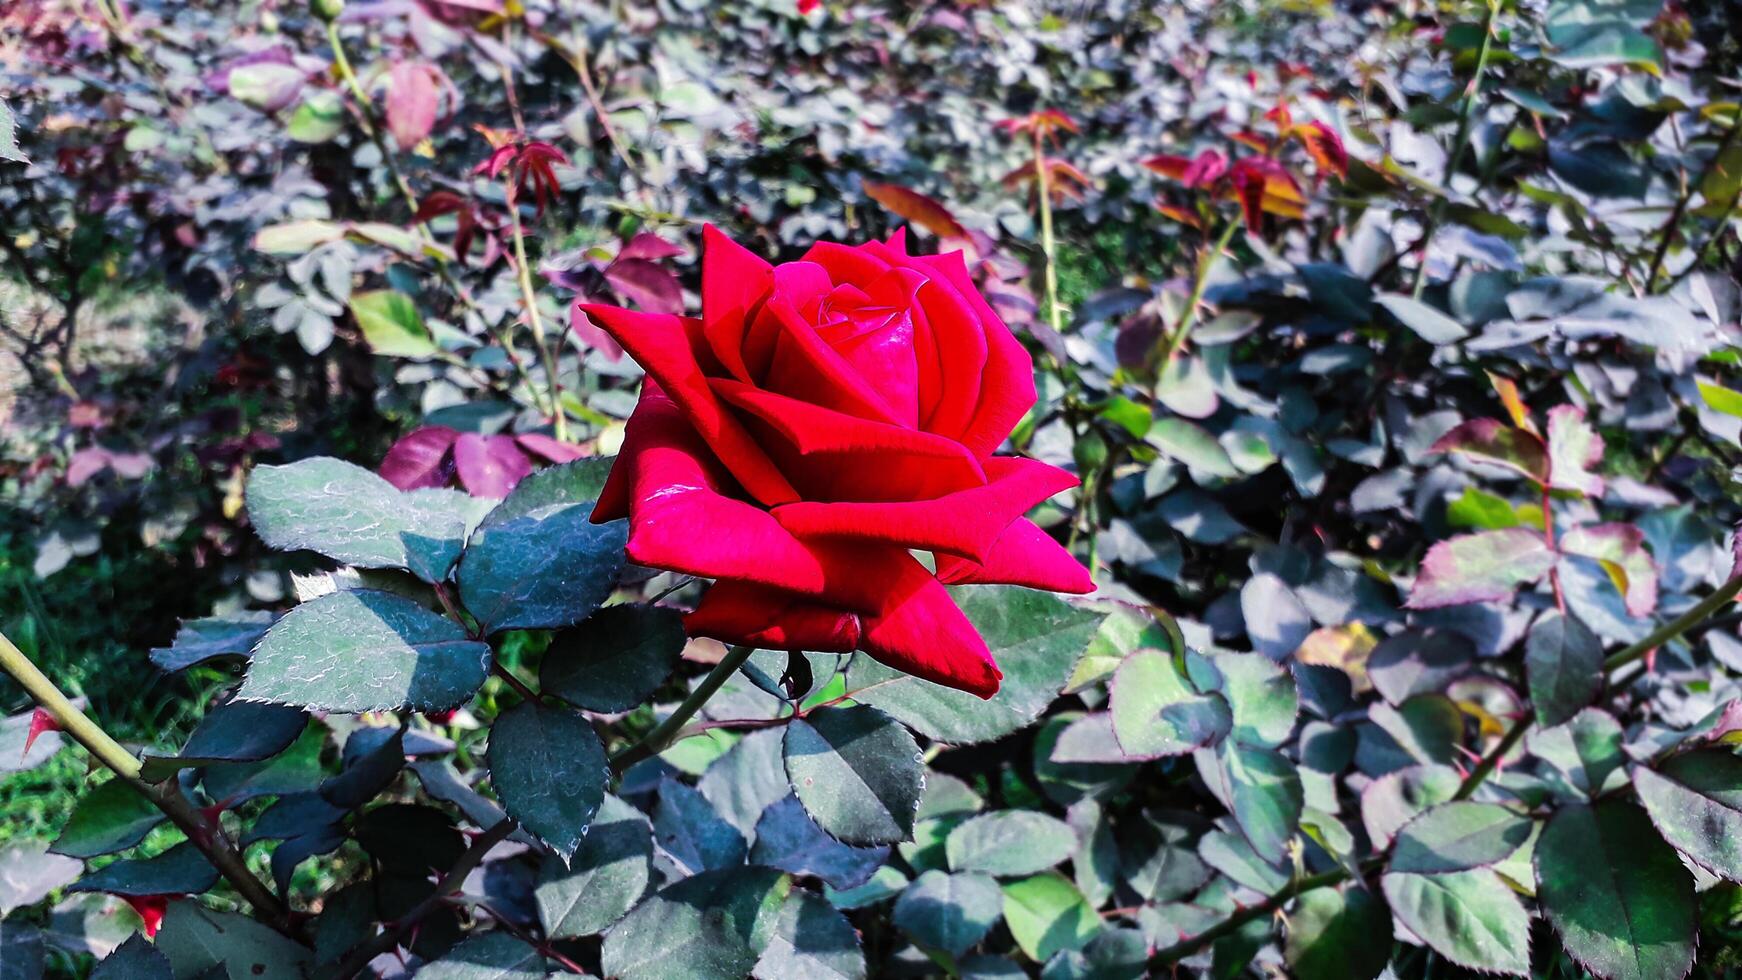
[579,227,1092,698]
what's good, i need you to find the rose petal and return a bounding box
[858,567,1001,699]
[575,304,797,507]
[773,456,1077,561]
[700,224,775,384]
[757,262,906,426]
[914,249,1037,457]
[686,581,861,652]
[935,518,1094,594]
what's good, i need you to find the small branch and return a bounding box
[1409,0,1499,299]
[1033,130,1064,337]
[0,630,300,941]
[491,662,541,704]
[1605,573,1742,673]
[1451,715,1530,801]
[1646,111,1742,291]
[1153,218,1241,372]
[322,817,518,980]
[504,187,568,440]
[609,644,757,775]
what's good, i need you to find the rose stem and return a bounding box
[609,643,757,775]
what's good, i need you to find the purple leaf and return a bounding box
[1429,418,1549,483]
[514,433,587,464]
[616,232,685,262]
[1560,523,1658,617]
[453,433,532,498]
[379,426,460,490]
[385,62,439,151]
[64,449,109,488]
[1406,528,1557,609]
[1545,405,1604,497]
[605,258,684,315]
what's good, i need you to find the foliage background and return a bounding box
[6,0,1742,976]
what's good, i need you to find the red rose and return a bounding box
[579,226,1092,697]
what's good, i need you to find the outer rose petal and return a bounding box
[859,563,1001,699]
[686,581,860,653]
[712,379,986,502]
[936,518,1094,594]
[912,248,1037,456]
[576,304,798,507]
[700,224,774,383]
[773,456,1078,561]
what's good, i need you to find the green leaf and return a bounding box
[535,793,653,938]
[140,702,309,780]
[1536,801,1695,980]
[1527,707,1628,800]
[155,902,312,980]
[227,62,304,111]
[825,865,908,910]
[541,604,685,713]
[1445,486,1528,531]
[1185,651,1297,749]
[1033,712,1137,805]
[1360,764,1462,849]
[69,842,217,897]
[0,98,27,163]
[487,700,608,862]
[1699,379,1742,419]
[1526,612,1604,727]
[1545,0,1664,68]
[483,458,615,524]
[1380,869,1530,976]
[946,811,1078,877]
[247,456,480,583]
[1284,885,1390,980]
[844,587,1102,744]
[1546,404,1605,496]
[418,932,547,980]
[1376,293,1468,344]
[655,780,748,873]
[1406,528,1556,609]
[149,610,274,673]
[784,705,923,846]
[456,502,626,632]
[1108,649,1229,758]
[601,867,791,980]
[892,870,1004,957]
[1560,523,1658,617]
[1198,828,1288,894]
[286,90,344,143]
[1635,749,1742,881]
[350,289,437,358]
[1390,801,1534,874]
[1146,418,1240,479]
[50,780,164,858]
[751,795,888,891]
[1429,418,1549,482]
[253,219,344,256]
[1197,741,1302,857]
[1366,629,1472,706]
[1367,695,1462,766]
[239,589,490,713]
[93,934,171,980]
[698,728,790,836]
[1001,873,1100,963]
[753,889,866,980]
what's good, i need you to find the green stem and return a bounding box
[506,193,568,440]
[1649,111,1742,291]
[0,630,300,941]
[1155,218,1241,372]
[609,644,757,775]
[1033,131,1064,336]
[1605,574,1742,673]
[1410,0,1499,299]
[1451,715,1530,801]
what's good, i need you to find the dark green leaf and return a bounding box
[1197,741,1302,857]
[892,869,1003,957]
[600,867,791,980]
[417,932,547,980]
[155,902,311,980]
[1381,869,1530,975]
[698,728,790,836]
[844,588,1102,744]
[1526,613,1604,726]
[487,700,607,862]
[1108,649,1230,758]
[750,795,890,890]
[149,611,274,673]
[50,781,164,859]
[655,779,747,874]
[1634,750,1742,881]
[785,705,923,846]
[1001,873,1099,963]
[1376,294,1468,344]
[752,889,866,980]
[1528,707,1627,800]
[481,458,615,525]
[246,457,481,583]
[1390,801,1534,874]
[93,934,170,980]
[1198,828,1288,894]
[239,590,490,713]
[1367,629,1473,706]
[69,842,216,897]
[1284,885,1390,980]
[540,604,686,713]
[1536,801,1695,980]
[946,810,1078,877]
[535,794,653,939]
[140,703,308,780]
[1185,651,1297,749]
[456,503,626,633]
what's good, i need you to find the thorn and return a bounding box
[1645,647,1659,673]
[22,708,60,760]
[120,894,171,937]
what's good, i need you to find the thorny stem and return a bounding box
[505,187,569,441]
[0,629,301,942]
[322,818,518,979]
[1410,0,1499,299]
[1151,570,1742,966]
[1155,218,1241,372]
[1033,130,1064,336]
[609,644,757,775]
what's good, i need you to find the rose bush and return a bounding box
[582,227,1090,697]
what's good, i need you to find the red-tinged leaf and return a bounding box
[67,401,105,428]
[1545,405,1605,497]
[1233,169,1266,234]
[1296,121,1348,179]
[122,894,170,938]
[1231,131,1272,153]
[862,181,968,240]
[1488,373,1538,434]
[453,433,533,498]
[570,302,626,361]
[617,232,685,262]
[65,448,110,487]
[1044,158,1093,201]
[1180,149,1228,188]
[605,258,684,315]
[514,432,588,464]
[997,109,1078,140]
[385,62,439,152]
[1407,529,1558,609]
[1560,523,1658,617]
[379,426,460,490]
[1429,418,1550,483]
[1143,154,1191,179]
[1705,700,1742,742]
[413,190,467,223]
[1154,203,1202,228]
[23,708,60,761]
